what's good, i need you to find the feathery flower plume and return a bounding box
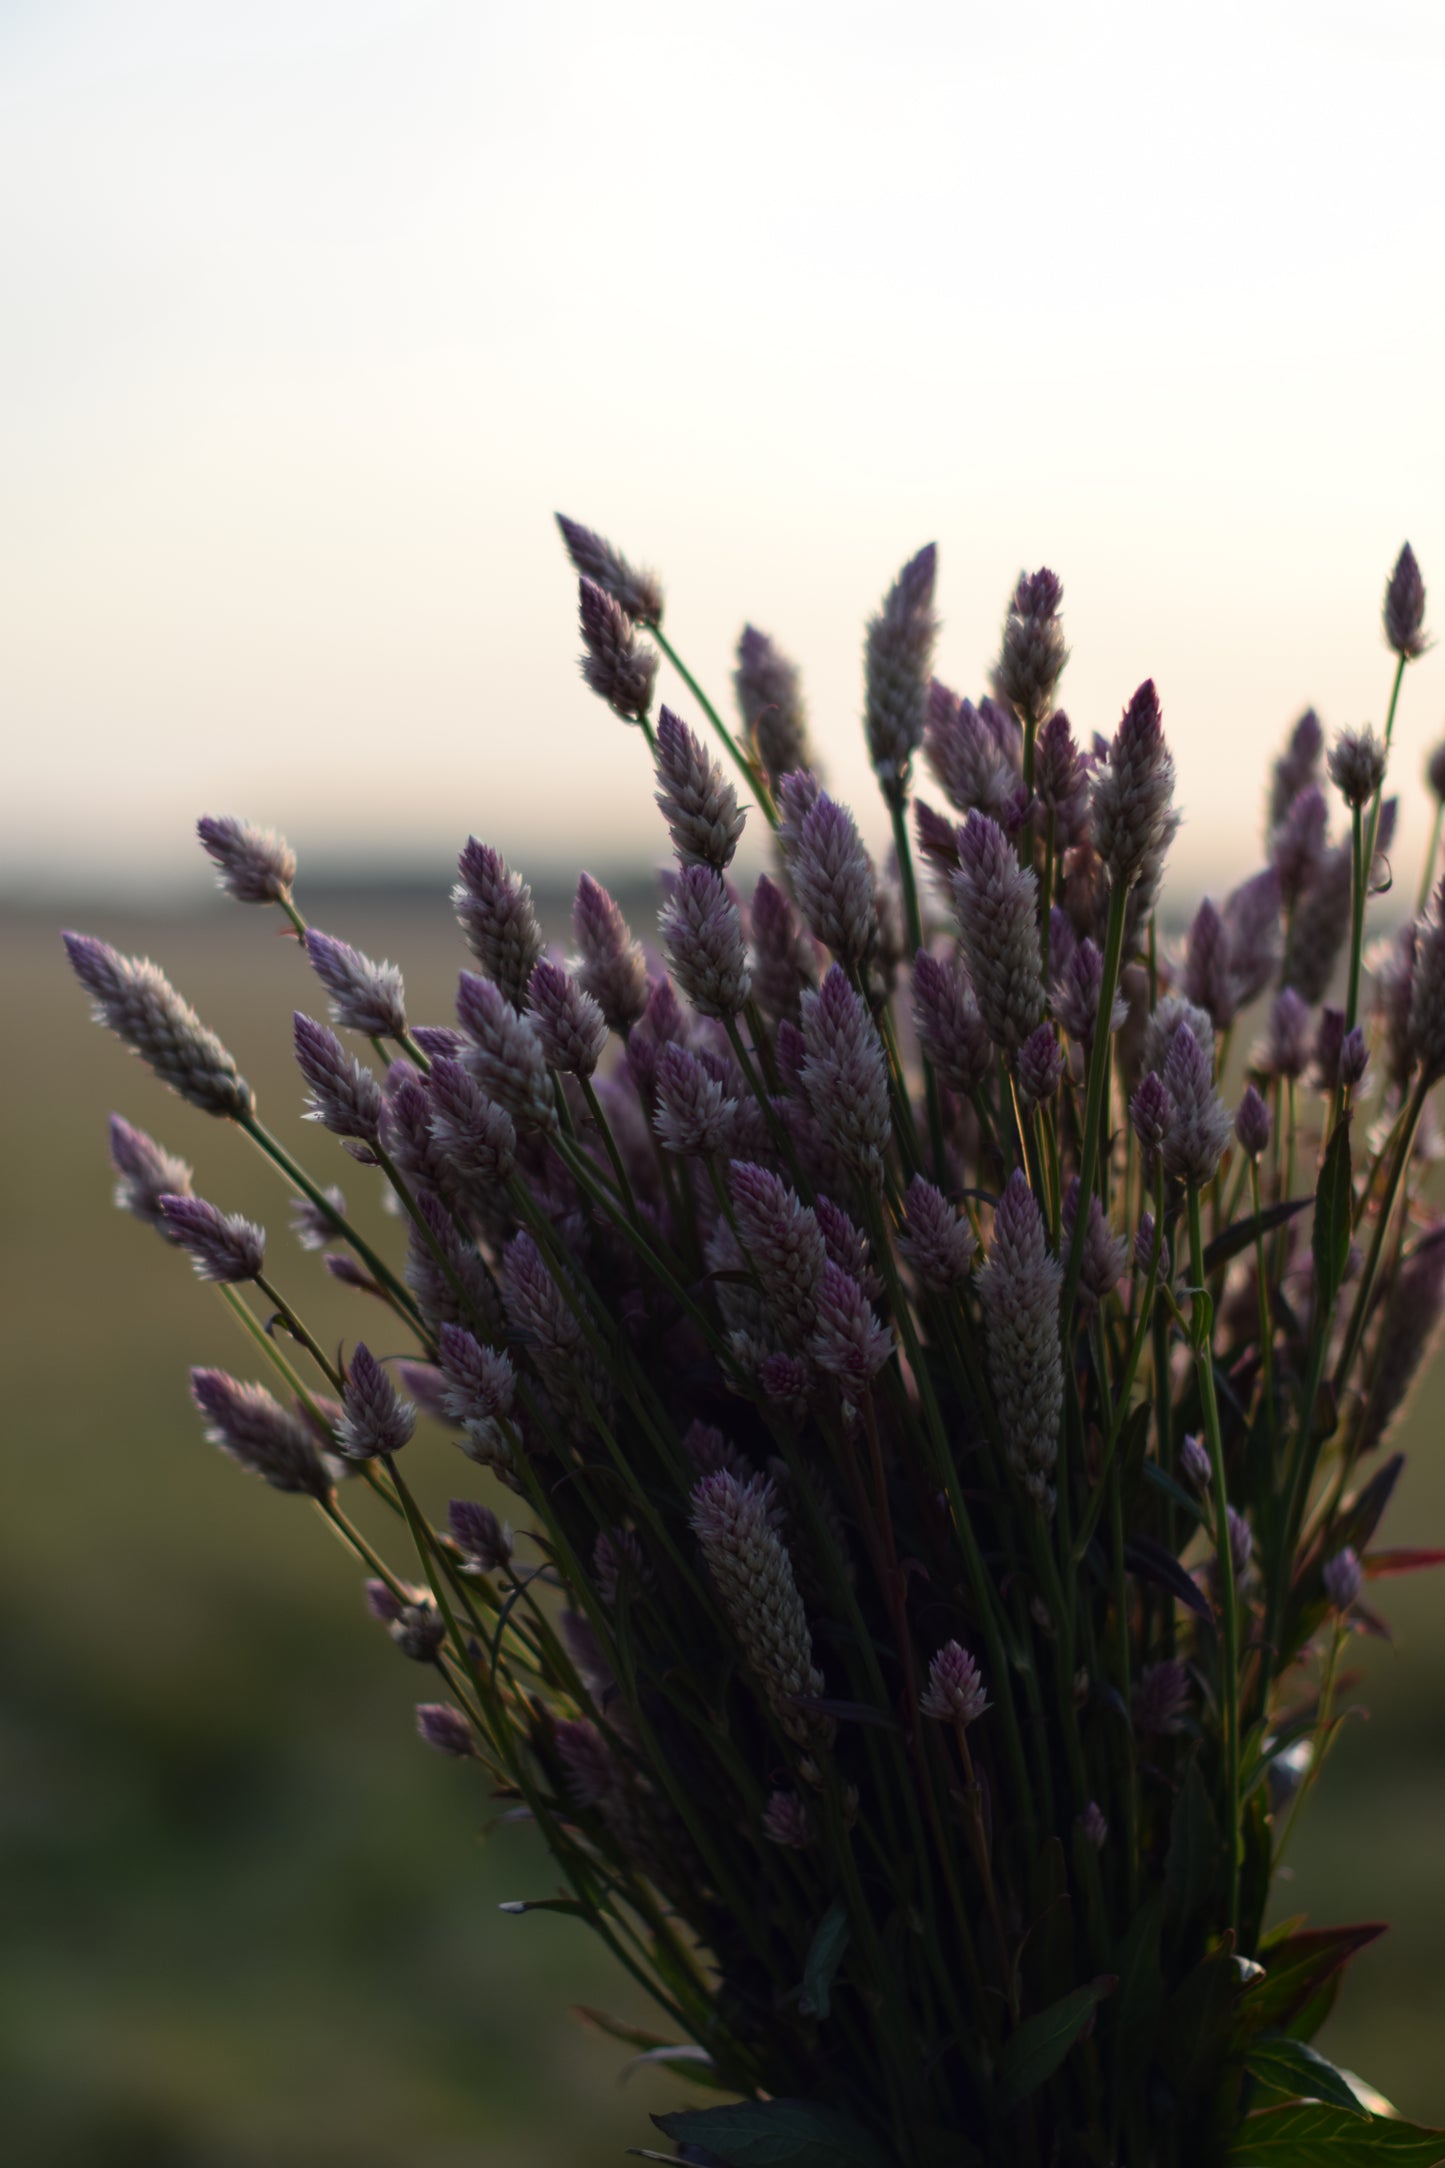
[290,1185,346,1251]
[196,815,296,905]
[501,1231,596,1401]
[1340,1025,1369,1089]
[653,1041,737,1156]
[555,512,663,626]
[997,567,1068,728]
[448,1498,514,1574]
[749,874,815,1022]
[1227,1505,1254,1581]
[689,1470,831,1754]
[734,625,811,783]
[924,686,1016,821]
[437,1323,516,1427]
[526,960,608,1079]
[1235,1084,1272,1160]
[304,929,407,1040]
[1161,1024,1232,1187]
[1407,883,1445,1082]
[293,1015,384,1146]
[189,1368,330,1498]
[1130,1071,1173,1160]
[456,973,557,1133]
[576,577,657,722]
[416,1703,475,1758]
[338,1344,416,1460]
[980,1171,1064,1511]
[1327,728,1388,811]
[453,842,544,1010]
[864,543,938,797]
[951,814,1045,1054]
[919,1640,989,1725]
[1033,709,1089,843]
[64,933,254,1119]
[777,777,879,966]
[1260,987,1313,1081]
[1180,1434,1212,1492]
[1017,1024,1063,1107]
[913,799,962,884]
[571,875,649,1040]
[1282,841,1352,1003]
[380,1070,454,1199]
[1062,1179,1127,1306]
[911,950,991,1093]
[729,1163,826,1342]
[1384,542,1427,660]
[659,866,751,1020]
[405,1190,501,1343]
[654,706,745,871]
[897,1175,976,1292]
[1133,1659,1190,1737]
[158,1194,265,1283]
[807,1261,893,1403]
[1267,710,1323,833]
[1090,681,1176,891]
[109,1115,193,1234]
[1221,867,1284,1013]
[799,967,891,1187]
[1052,937,1126,1051]
[388,1601,445,1663]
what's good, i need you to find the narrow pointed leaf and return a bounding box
[1204,1195,1312,1274]
[1234,1924,1386,2041]
[1228,2104,1445,2164]
[799,1900,851,2019]
[1312,1115,1354,1317]
[1362,1548,1445,1578]
[1125,1533,1214,1622]
[1165,1760,1221,1925]
[653,2099,896,2167]
[995,1977,1115,2113]
[1246,2037,1368,2116]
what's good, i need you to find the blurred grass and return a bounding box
[5,893,1445,2158]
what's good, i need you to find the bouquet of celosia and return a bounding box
[66,523,1445,2168]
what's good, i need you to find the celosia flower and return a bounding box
[416,1703,475,1758]
[1282,841,1352,1003]
[1062,1179,1127,1306]
[1130,1071,1173,1159]
[952,813,1045,1054]
[897,1175,976,1292]
[761,1790,814,1849]
[1407,884,1445,1082]
[749,874,815,1022]
[405,1190,500,1340]
[1053,938,1127,1049]
[1235,1084,1271,1160]
[1017,1024,1063,1107]
[109,1114,193,1234]
[1384,541,1427,660]
[293,1013,384,1146]
[912,950,993,1095]
[864,543,938,796]
[690,1470,831,1754]
[653,1041,737,1156]
[1161,1024,1232,1187]
[290,1184,346,1251]
[64,933,254,1119]
[190,1368,330,1498]
[1328,728,1388,811]
[925,685,1017,821]
[448,1498,514,1574]
[919,1640,989,1725]
[1033,709,1089,843]
[555,512,663,626]
[304,929,407,1040]
[1323,1548,1363,1613]
[777,776,879,966]
[654,706,745,871]
[526,960,608,1079]
[158,1194,265,1283]
[659,866,751,1020]
[196,814,296,904]
[1180,1434,1212,1492]
[979,1171,1064,1511]
[593,1527,651,1607]
[571,872,648,1035]
[798,968,891,1186]
[454,842,544,1010]
[807,1260,893,1401]
[576,576,657,721]
[728,1163,827,1341]
[338,1343,416,1460]
[1259,987,1313,1081]
[735,624,811,783]
[456,973,557,1133]
[437,1324,516,1430]
[1090,681,1176,892]
[997,566,1068,728]
[1267,710,1323,833]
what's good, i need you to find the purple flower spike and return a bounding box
[576,576,658,721]
[448,1497,514,1573]
[1062,1178,1127,1306]
[293,1013,385,1146]
[456,973,556,1134]
[1017,1024,1062,1108]
[799,967,891,1186]
[64,932,254,1119]
[1261,987,1313,1080]
[453,842,544,1010]
[1130,1071,1174,1158]
[1339,1025,1369,1088]
[1053,937,1127,1049]
[1328,728,1388,811]
[735,625,811,783]
[653,1041,737,1156]
[338,1343,416,1460]
[1357,1225,1445,1452]
[526,959,608,1078]
[555,511,664,626]
[865,542,938,798]
[729,1163,826,1341]
[290,1184,347,1251]
[196,815,296,905]
[1384,542,1427,660]
[1133,1658,1190,1737]
[158,1194,266,1283]
[659,865,751,1020]
[997,566,1068,729]
[1268,710,1324,833]
[1235,1083,1272,1160]
[980,1171,1064,1512]
[304,928,407,1040]
[749,874,815,1023]
[1180,1434,1212,1492]
[108,1114,194,1234]
[1226,1504,1254,1579]
[1161,1024,1232,1187]
[919,1640,989,1725]
[654,705,745,872]
[807,1260,893,1401]
[571,872,649,1035]
[427,1055,517,1187]
[912,950,992,1094]
[924,685,1017,822]
[1033,709,1089,843]
[1220,867,1283,1014]
[1091,681,1177,892]
[1282,842,1352,1003]
[437,1323,516,1428]
[1323,1547,1363,1613]
[777,777,880,967]
[897,1175,976,1293]
[190,1368,330,1498]
[952,814,1045,1055]
[416,1702,475,1758]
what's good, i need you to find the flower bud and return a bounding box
[1327,727,1388,811]
[1384,542,1427,661]
[65,933,254,1120]
[1235,1083,1271,1160]
[305,929,407,1040]
[158,1194,265,1283]
[919,1640,989,1725]
[196,815,295,905]
[555,512,663,626]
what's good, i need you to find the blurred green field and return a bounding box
[5,893,1445,2161]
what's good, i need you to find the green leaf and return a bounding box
[995,1978,1115,2114]
[1312,1114,1354,1317]
[1234,1924,1386,2042]
[624,2046,732,2092]
[653,2099,896,2167]
[1204,1195,1312,1274]
[1109,1894,1163,2070]
[799,1900,851,2020]
[1246,2038,1368,2116]
[1228,2104,1445,2165]
[1165,1760,1221,1926]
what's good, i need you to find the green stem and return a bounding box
[237,1112,427,1334]
[1187,1184,1240,1935]
[1344,799,1367,1034]
[650,625,775,825]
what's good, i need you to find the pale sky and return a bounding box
[4,0,1444,905]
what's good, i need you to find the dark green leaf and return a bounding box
[1332,1455,1405,1557]
[1160,1941,1248,2097]
[995,1978,1115,2114]
[800,1900,851,2020]
[1165,1759,1222,1925]
[1126,1532,1214,1622]
[1234,1924,1386,2042]
[1109,1894,1163,2070]
[654,2100,896,2167]
[1286,1967,1344,2046]
[1228,2105,1445,2165]
[1312,1115,1354,1317]
[1204,1195,1312,1274]
[1246,2038,1368,2116]
[1143,1458,1208,1522]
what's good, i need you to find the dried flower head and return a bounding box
[897,1175,976,1293]
[196,814,296,905]
[453,842,544,1010]
[190,1368,330,1498]
[728,1163,827,1341]
[807,1260,893,1403]
[1130,1071,1173,1158]
[952,813,1045,1055]
[109,1114,194,1234]
[864,543,938,797]
[1384,542,1427,660]
[157,1194,265,1283]
[576,577,658,721]
[749,874,816,1023]
[1327,728,1388,811]
[799,968,891,1186]
[735,625,810,783]
[1090,681,1176,892]
[338,1343,416,1460]
[689,1470,831,1755]
[1161,1023,1232,1187]
[912,950,993,1096]
[997,567,1068,728]
[925,686,1017,822]
[426,1055,518,1189]
[919,1640,989,1725]
[653,1041,737,1156]
[305,928,407,1041]
[293,1014,384,1146]
[65,933,254,1120]
[570,873,648,1036]
[659,866,751,1020]
[456,973,557,1134]
[1017,1024,1063,1108]
[555,512,663,626]
[654,706,746,871]
[1062,1178,1127,1306]
[979,1171,1064,1511]
[526,959,608,1079]
[778,780,879,967]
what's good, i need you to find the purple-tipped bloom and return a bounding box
[735,624,811,784]
[456,973,556,1134]
[1052,937,1127,1051]
[1078,1802,1108,1850]
[576,576,657,721]
[1268,710,1324,833]
[526,960,608,1079]
[980,1171,1064,1511]
[1091,681,1177,892]
[190,1368,330,1498]
[1134,1212,1168,1279]
[777,777,879,966]
[1408,883,1445,1082]
[405,1190,499,1341]
[761,1790,814,1850]
[1226,1504,1254,1580]
[453,842,544,1010]
[196,814,296,905]
[1017,1024,1062,1107]
[304,929,407,1040]
[554,1716,616,1807]
[1235,1083,1272,1160]
[897,1175,976,1293]
[1340,1025,1369,1088]
[389,1601,445,1663]
[158,1194,265,1283]
[1270,784,1330,908]
[337,1343,416,1460]
[1062,1178,1127,1305]
[952,814,1045,1054]
[1328,728,1388,811]
[912,950,993,1095]
[1323,1547,1363,1613]
[501,1230,588,1374]
[807,1260,893,1402]
[689,1470,829,1753]
[653,1041,737,1156]
[799,967,891,1186]
[290,1184,347,1251]
[749,873,815,1022]
[654,706,745,872]
[1282,841,1352,1003]
[1260,987,1313,1081]
[659,865,751,1020]
[919,1640,989,1725]
[997,566,1068,728]
[1180,1433,1212,1492]
[572,873,649,1035]
[1161,1024,1232,1187]
[1034,709,1090,844]
[416,1702,475,1758]
[729,1163,827,1341]
[1219,867,1284,1015]
[293,1014,384,1146]
[1384,542,1427,660]
[1133,1659,1190,1737]
[437,1323,516,1428]
[593,1526,651,1607]
[108,1114,194,1234]
[381,1071,453,1198]
[924,685,1017,822]
[449,1497,514,1573]
[864,543,938,796]
[914,798,962,884]
[555,511,663,626]
[1130,1070,1174,1160]
[1314,1006,1347,1092]
[64,933,254,1119]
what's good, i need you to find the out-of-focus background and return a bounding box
[5,1,1445,2160]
